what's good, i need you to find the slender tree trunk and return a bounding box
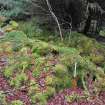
[45,0,63,41]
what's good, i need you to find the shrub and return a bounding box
[0,0,29,18]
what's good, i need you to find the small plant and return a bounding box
[11,100,23,105]
[45,86,56,98]
[0,91,7,105]
[10,73,28,88]
[19,19,43,38]
[32,93,47,105]
[54,64,68,77]
[3,67,14,78]
[4,31,28,51]
[2,41,13,54]
[45,76,53,85]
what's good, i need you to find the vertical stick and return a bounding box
[45,0,63,41]
[74,62,77,78]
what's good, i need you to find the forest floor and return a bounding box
[0,20,105,105]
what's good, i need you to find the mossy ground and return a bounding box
[0,19,105,104]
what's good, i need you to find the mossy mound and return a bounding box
[0,31,105,104]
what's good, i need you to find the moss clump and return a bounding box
[45,76,53,86]
[31,93,47,105]
[0,91,7,105]
[54,64,68,77]
[90,54,104,65]
[45,86,56,97]
[32,41,50,55]
[11,100,23,105]
[10,73,28,88]
[2,41,13,53]
[3,67,14,78]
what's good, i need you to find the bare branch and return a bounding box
[45,0,63,41]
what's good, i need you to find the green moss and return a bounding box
[3,67,14,78]
[31,93,47,105]
[11,100,23,105]
[54,64,68,77]
[90,54,104,64]
[60,53,81,67]
[1,26,105,103]
[63,76,72,88]
[45,76,53,86]
[32,41,50,56]
[5,31,27,41]
[10,73,28,88]
[45,86,56,98]
[0,91,7,105]
[32,69,41,78]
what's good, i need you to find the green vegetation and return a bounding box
[0,0,29,17]
[0,18,105,105]
[0,91,7,105]
[11,100,23,105]
[0,0,105,104]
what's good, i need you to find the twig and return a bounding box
[74,62,77,78]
